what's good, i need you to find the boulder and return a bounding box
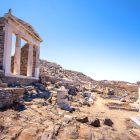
[107,89,115,95]
[58,103,75,113]
[37,91,51,99]
[34,83,46,91]
[68,87,77,96]
[82,92,91,98]
[89,118,100,127]
[76,116,89,123]
[104,118,113,127]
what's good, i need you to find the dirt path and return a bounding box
[81,95,137,136]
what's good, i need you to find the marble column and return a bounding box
[35,46,40,78]
[3,24,12,75]
[13,35,21,75]
[27,44,33,77]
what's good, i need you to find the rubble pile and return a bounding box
[0,81,122,140]
[0,83,133,140]
[95,80,138,102]
[40,59,138,103]
[39,59,97,91]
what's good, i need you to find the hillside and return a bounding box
[39,59,138,94]
[39,59,97,90]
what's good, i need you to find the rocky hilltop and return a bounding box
[40,59,97,90]
[40,59,138,95]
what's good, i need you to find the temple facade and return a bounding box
[0,10,42,80]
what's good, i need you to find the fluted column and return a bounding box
[13,35,21,75]
[27,43,33,77]
[35,46,40,78]
[3,24,12,75]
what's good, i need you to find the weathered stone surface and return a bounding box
[1,76,38,86]
[17,127,39,140]
[69,126,79,139]
[0,82,8,88]
[0,87,25,108]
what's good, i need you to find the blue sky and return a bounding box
[0,0,140,83]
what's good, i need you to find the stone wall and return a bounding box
[0,17,6,70]
[0,76,38,86]
[0,88,25,109]
[20,43,29,76]
[0,70,38,86]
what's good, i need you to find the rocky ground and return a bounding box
[0,59,140,140]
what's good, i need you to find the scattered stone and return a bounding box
[0,83,8,88]
[0,125,4,133]
[34,83,46,91]
[68,87,77,96]
[89,118,100,127]
[120,98,127,102]
[104,118,114,127]
[76,116,89,123]
[107,89,115,95]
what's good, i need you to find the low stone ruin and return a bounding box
[0,87,25,109]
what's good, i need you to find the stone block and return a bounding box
[0,83,8,88]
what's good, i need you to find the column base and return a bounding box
[5,73,39,80]
[35,68,39,78]
[131,116,140,128]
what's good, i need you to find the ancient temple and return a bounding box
[0,10,42,81]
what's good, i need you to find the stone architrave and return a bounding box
[13,35,21,75]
